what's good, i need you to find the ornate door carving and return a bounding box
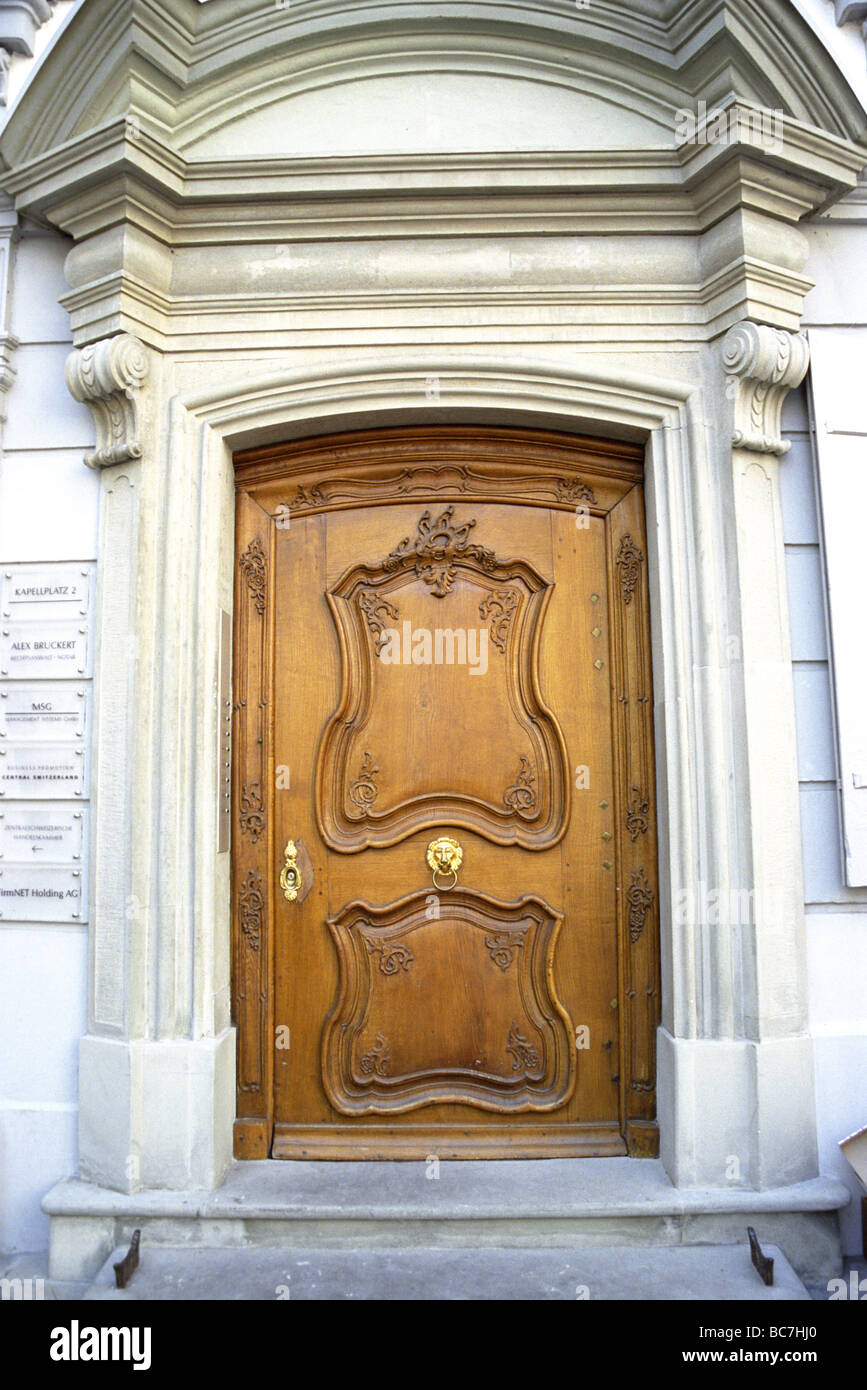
[232,427,660,1160]
[317,505,569,851]
[323,889,575,1113]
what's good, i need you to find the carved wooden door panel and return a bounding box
[232,428,659,1160]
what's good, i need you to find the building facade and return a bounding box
[0,0,865,1287]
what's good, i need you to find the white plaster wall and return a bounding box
[799,211,867,1257]
[780,366,867,1256]
[0,223,96,1254]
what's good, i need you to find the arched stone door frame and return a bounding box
[66,344,816,1195]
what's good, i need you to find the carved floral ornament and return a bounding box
[359,1034,390,1077]
[504,756,537,815]
[626,868,654,944]
[625,786,650,842]
[556,478,596,507]
[484,930,527,971]
[363,935,414,976]
[239,537,267,616]
[239,781,265,842]
[349,750,380,809]
[383,506,496,596]
[358,590,399,653]
[360,1021,542,1081]
[239,869,264,952]
[506,1023,540,1074]
[616,534,644,605]
[359,583,520,657]
[479,588,520,654]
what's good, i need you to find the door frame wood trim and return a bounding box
[232,425,660,1159]
[232,488,277,1158]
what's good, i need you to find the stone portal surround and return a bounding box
[63,327,814,1206]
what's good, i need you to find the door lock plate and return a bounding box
[280,839,301,902]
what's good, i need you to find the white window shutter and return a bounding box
[808,328,867,886]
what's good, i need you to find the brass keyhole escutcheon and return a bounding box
[426,836,463,891]
[280,840,301,902]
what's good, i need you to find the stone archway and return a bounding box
[62,344,816,1197]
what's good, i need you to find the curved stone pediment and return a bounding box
[2,0,867,175]
[181,65,674,159]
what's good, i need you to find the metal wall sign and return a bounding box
[1,565,92,622]
[0,683,88,741]
[0,622,90,679]
[0,864,85,922]
[0,804,87,862]
[0,744,87,799]
[0,563,94,922]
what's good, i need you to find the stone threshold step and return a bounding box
[83,1241,811,1301]
[45,1157,849,1223]
[46,1160,849,1283]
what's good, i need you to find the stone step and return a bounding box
[83,1241,811,1301]
[44,1158,849,1286]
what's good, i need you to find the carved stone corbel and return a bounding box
[834,2,867,25]
[722,321,809,456]
[0,0,54,58]
[0,210,18,413]
[0,49,11,107]
[65,333,150,469]
[0,331,18,408]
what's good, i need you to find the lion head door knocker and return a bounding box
[426,836,463,891]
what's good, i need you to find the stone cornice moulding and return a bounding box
[3,109,864,234]
[65,332,150,468]
[723,320,810,456]
[189,0,678,77]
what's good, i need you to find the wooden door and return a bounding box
[231,428,659,1160]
